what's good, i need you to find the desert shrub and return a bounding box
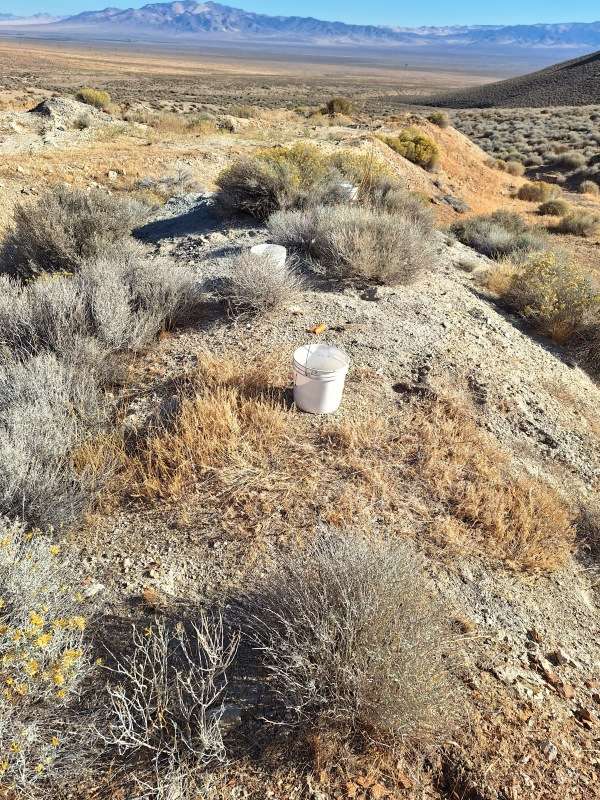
[269,204,439,285]
[553,151,587,169]
[380,127,440,171]
[505,160,525,176]
[501,251,600,342]
[368,184,435,230]
[222,248,305,314]
[256,142,331,190]
[75,87,111,111]
[450,211,546,259]
[1,185,149,278]
[517,181,559,202]
[0,247,200,357]
[574,315,600,376]
[553,210,600,237]
[325,96,353,116]
[538,199,570,216]
[238,535,459,744]
[215,156,306,220]
[579,179,599,195]
[0,352,108,528]
[428,111,450,128]
[330,149,397,191]
[101,615,238,798]
[0,519,93,792]
[138,169,202,201]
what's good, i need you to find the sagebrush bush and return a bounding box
[554,210,600,237]
[380,127,440,171]
[223,249,305,314]
[0,247,200,358]
[102,615,238,798]
[0,519,93,792]
[579,179,599,195]
[269,204,439,285]
[1,185,149,278]
[553,151,587,169]
[237,535,459,744]
[451,211,546,259]
[428,111,450,128]
[517,181,559,202]
[538,199,570,216]
[0,352,108,528]
[75,87,111,111]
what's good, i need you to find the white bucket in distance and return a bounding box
[250,243,287,270]
[293,343,350,414]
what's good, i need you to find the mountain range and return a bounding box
[1,2,599,51]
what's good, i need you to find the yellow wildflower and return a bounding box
[29,611,44,627]
[0,597,5,610]
[12,629,24,642]
[14,683,27,696]
[0,760,8,776]
[56,689,66,699]
[24,659,39,677]
[9,742,20,753]
[49,545,60,556]
[5,677,14,686]
[0,624,8,635]
[61,649,82,669]
[36,632,52,648]
[52,671,65,686]
[68,616,86,631]
[95,657,104,666]
[51,736,60,747]
[144,626,153,638]
[0,536,11,547]
[35,764,45,774]
[74,592,84,602]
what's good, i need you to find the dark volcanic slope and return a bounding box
[418,49,600,107]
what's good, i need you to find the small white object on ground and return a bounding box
[250,243,287,269]
[293,343,350,414]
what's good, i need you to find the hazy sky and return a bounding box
[14,0,600,26]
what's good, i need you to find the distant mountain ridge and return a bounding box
[2,2,597,50]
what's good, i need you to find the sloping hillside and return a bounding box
[420,49,600,107]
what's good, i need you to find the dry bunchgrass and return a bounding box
[119,352,573,572]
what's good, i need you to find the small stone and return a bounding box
[558,683,575,700]
[107,170,118,181]
[527,628,543,643]
[541,741,558,762]
[548,648,571,666]
[83,582,105,598]
[122,557,132,572]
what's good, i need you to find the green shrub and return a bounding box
[451,211,546,259]
[324,96,353,116]
[75,87,111,111]
[553,210,600,237]
[517,181,559,202]
[538,199,570,216]
[380,127,441,171]
[428,111,450,129]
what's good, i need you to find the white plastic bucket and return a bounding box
[293,343,350,414]
[250,243,287,269]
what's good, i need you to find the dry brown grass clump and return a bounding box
[121,352,573,572]
[237,535,460,746]
[401,395,574,572]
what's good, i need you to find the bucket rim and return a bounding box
[292,343,350,378]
